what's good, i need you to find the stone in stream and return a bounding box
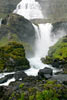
[38,67,53,79]
[0,74,14,84]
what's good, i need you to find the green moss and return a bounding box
[0,60,5,71]
[0,41,30,72]
[42,36,67,69]
[29,95,34,100]
[14,80,67,100]
[18,93,25,100]
[19,83,24,88]
[36,90,59,100]
[48,36,67,59]
[0,33,20,47]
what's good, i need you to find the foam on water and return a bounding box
[14,0,44,19]
[0,78,15,86]
[25,23,64,76]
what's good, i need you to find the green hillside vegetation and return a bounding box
[42,36,67,73]
[8,80,67,100]
[48,36,67,60]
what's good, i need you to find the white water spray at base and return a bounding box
[25,23,62,76]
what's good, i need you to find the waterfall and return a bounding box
[35,23,53,58]
[0,0,66,86]
[14,0,44,19]
[14,0,64,76]
[25,23,61,76]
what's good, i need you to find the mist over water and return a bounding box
[0,0,66,86]
[14,0,66,76]
[25,23,64,76]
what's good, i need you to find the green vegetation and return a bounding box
[17,80,66,100]
[0,33,20,47]
[19,83,24,88]
[0,41,30,72]
[42,36,67,72]
[48,36,67,60]
[18,93,25,100]
[29,95,34,100]
[36,90,59,100]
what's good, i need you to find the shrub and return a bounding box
[19,83,24,88]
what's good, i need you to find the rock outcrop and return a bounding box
[0,13,35,56]
[38,67,53,79]
[0,41,30,72]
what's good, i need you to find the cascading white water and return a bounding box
[25,23,61,76]
[14,0,44,19]
[35,23,53,58]
[0,0,66,86]
[14,0,64,76]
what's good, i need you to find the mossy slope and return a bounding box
[42,36,67,73]
[0,41,30,72]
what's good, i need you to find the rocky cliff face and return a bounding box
[0,0,20,18]
[37,0,67,20]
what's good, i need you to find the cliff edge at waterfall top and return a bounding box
[14,0,44,19]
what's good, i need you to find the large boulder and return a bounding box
[0,41,30,72]
[0,14,35,56]
[38,67,53,79]
[14,71,27,81]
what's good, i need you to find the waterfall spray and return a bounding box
[14,0,65,76]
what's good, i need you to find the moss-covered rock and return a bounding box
[0,41,30,72]
[42,36,67,73]
[7,80,67,100]
[0,13,35,56]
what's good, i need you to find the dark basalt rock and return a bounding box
[0,86,5,97]
[14,71,27,81]
[38,67,53,79]
[0,74,14,84]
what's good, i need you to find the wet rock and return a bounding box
[14,71,27,81]
[38,67,53,79]
[0,86,5,97]
[0,74,14,84]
